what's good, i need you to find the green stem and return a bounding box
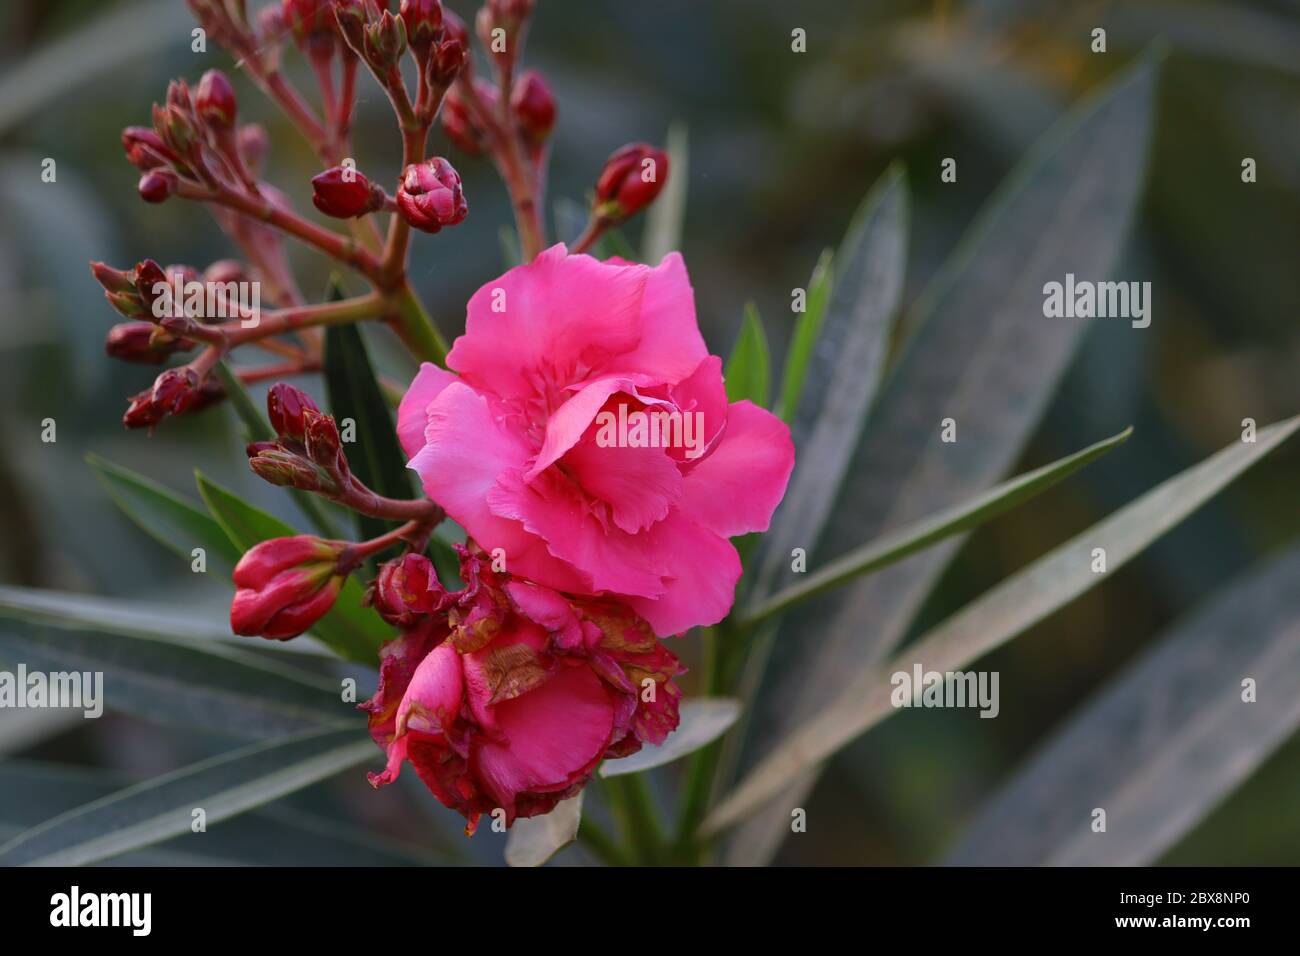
[389,281,448,366]
[606,774,665,865]
[577,817,629,867]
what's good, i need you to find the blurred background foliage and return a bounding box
[0,0,1296,865]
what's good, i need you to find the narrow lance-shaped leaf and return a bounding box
[728,54,1158,865]
[504,793,583,868]
[195,471,389,664]
[704,413,1300,835]
[743,427,1132,625]
[946,543,1300,866]
[86,453,241,570]
[776,248,833,424]
[0,727,374,867]
[324,295,414,543]
[724,304,770,406]
[0,619,349,740]
[600,699,742,778]
[641,120,689,264]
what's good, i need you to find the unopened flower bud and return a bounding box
[231,535,348,640]
[426,34,466,89]
[247,444,331,493]
[267,382,320,443]
[122,366,219,430]
[396,157,467,233]
[593,143,669,223]
[282,0,334,42]
[91,261,137,296]
[311,165,383,218]
[138,169,179,203]
[400,0,444,50]
[511,70,555,144]
[366,553,451,627]
[238,124,270,174]
[364,10,408,69]
[105,322,194,364]
[121,127,176,171]
[304,410,344,470]
[195,69,238,129]
[133,259,169,316]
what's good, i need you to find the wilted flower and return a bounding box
[364,546,684,831]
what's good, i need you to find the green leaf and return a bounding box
[504,793,582,868]
[776,247,833,424]
[600,699,742,778]
[947,543,1300,866]
[727,54,1159,865]
[744,427,1132,624]
[641,121,689,264]
[704,413,1300,836]
[0,727,374,866]
[324,321,414,543]
[0,618,349,740]
[0,760,447,866]
[87,453,241,571]
[724,304,771,406]
[195,471,388,664]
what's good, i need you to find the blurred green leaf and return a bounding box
[948,542,1300,865]
[745,427,1132,624]
[0,618,348,740]
[0,727,374,867]
[601,699,742,778]
[641,121,689,264]
[195,471,388,664]
[504,793,582,868]
[726,53,1160,865]
[498,225,521,268]
[776,248,833,424]
[706,413,1300,835]
[87,453,241,571]
[324,322,413,543]
[724,304,770,406]
[0,585,236,647]
[0,761,444,867]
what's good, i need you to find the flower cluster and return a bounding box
[92,0,793,833]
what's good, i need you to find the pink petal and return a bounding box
[563,438,682,535]
[471,661,614,810]
[627,510,743,636]
[505,580,585,651]
[487,467,669,598]
[601,252,708,384]
[397,362,458,459]
[677,400,795,537]
[409,382,590,593]
[447,245,647,402]
[524,374,664,481]
[396,640,463,739]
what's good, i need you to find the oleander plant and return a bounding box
[0,0,1296,867]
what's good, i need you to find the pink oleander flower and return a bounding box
[364,546,684,832]
[398,246,795,636]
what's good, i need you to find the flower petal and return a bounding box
[397,362,458,459]
[626,510,742,636]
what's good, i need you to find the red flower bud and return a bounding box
[397,157,467,233]
[439,84,486,155]
[105,322,194,364]
[267,382,321,443]
[400,0,444,49]
[426,34,466,89]
[311,165,382,218]
[247,445,331,493]
[594,143,669,223]
[138,169,179,203]
[122,366,220,430]
[231,535,348,640]
[282,0,334,41]
[195,69,238,129]
[238,124,270,173]
[511,70,555,144]
[366,553,452,627]
[364,10,408,69]
[121,127,176,171]
[91,261,136,295]
[133,259,169,316]
[441,8,470,48]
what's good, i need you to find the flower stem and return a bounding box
[577,817,628,867]
[388,281,449,366]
